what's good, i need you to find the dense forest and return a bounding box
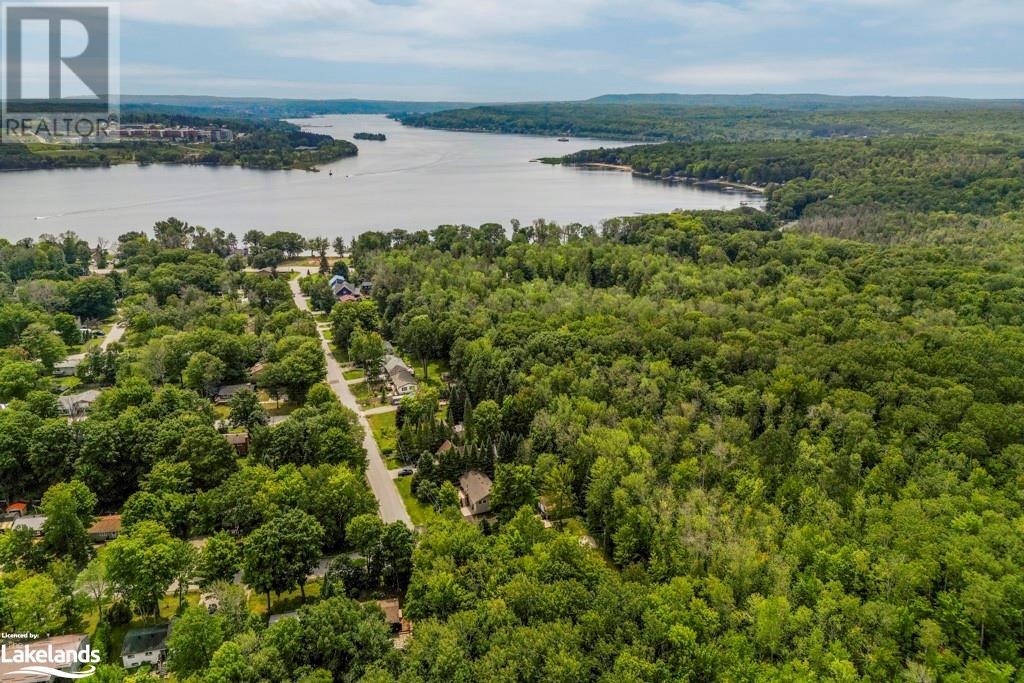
[557,134,1024,221]
[399,102,1024,142]
[0,115,356,171]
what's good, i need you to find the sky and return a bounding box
[65,0,1024,101]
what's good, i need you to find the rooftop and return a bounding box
[377,598,402,625]
[122,624,170,656]
[88,514,121,535]
[459,470,493,504]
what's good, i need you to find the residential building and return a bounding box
[58,389,101,419]
[213,383,253,404]
[88,514,122,542]
[384,355,418,395]
[330,280,358,298]
[0,634,90,682]
[224,431,250,455]
[122,623,170,669]
[4,502,27,518]
[9,515,47,536]
[458,470,493,517]
[53,353,85,377]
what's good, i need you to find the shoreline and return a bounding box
[571,162,766,194]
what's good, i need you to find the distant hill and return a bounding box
[586,93,1024,110]
[121,95,478,119]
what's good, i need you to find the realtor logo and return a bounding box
[1,2,119,142]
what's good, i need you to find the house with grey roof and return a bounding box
[58,389,101,419]
[122,623,170,669]
[458,470,493,518]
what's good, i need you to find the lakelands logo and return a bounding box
[1,640,100,679]
[1,1,120,143]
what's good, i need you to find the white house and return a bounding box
[122,624,170,669]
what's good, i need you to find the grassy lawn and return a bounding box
[248,578,323,615]
[329,343,349,363]
[212,404,230,420]
[351,379,387,407]
[54,376,82,391]
[343,367,365,380]
[266,401,300,417]
[367,410,397,454]
[395,476,437,526]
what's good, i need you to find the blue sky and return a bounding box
[109,0,1024,101]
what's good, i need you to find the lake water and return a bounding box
[0,114,763,241]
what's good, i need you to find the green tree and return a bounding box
[243,510,324,610]
[40,480,97,566]
[400,314,437,380]
[67,276,117,320]
[200,532,242,587]
[105,521,190,616]
[492,464,537,521]
[227,387,267,431]
[166,605,225,678]
[182,351,226,398]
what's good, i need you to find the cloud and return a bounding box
[654,58,1024,92]
[120,62,465,99]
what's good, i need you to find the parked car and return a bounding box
[397,468,414,477]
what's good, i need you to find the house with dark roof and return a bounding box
[122,623,170,669]
[331,279,358,299]
[458,470,493,517]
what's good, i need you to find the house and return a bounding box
[53,353,85,377]
[122,623,170,669]
[389,365,418,395]
[360,281,373,296]
[330,280,357,298]
[10,515,47,536]
[4,501,28,518]
[0,634,90,682]
[384,355,418,395]
[213,383,253,404]
[377,598,403,634]
[376,599,413,647]
[88,514,122,542]
[458,470,493,517]
[436,440,454,456]
[58,389,101,418]
[224,431,250,455]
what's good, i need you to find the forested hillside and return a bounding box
[559,135,1024,221]
[399,102,1024,142]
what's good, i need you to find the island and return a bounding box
[353,132,387,141]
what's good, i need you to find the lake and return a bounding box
[0,115,763,241]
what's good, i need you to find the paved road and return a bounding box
[100,320,126,349]
[286,275,412,528]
